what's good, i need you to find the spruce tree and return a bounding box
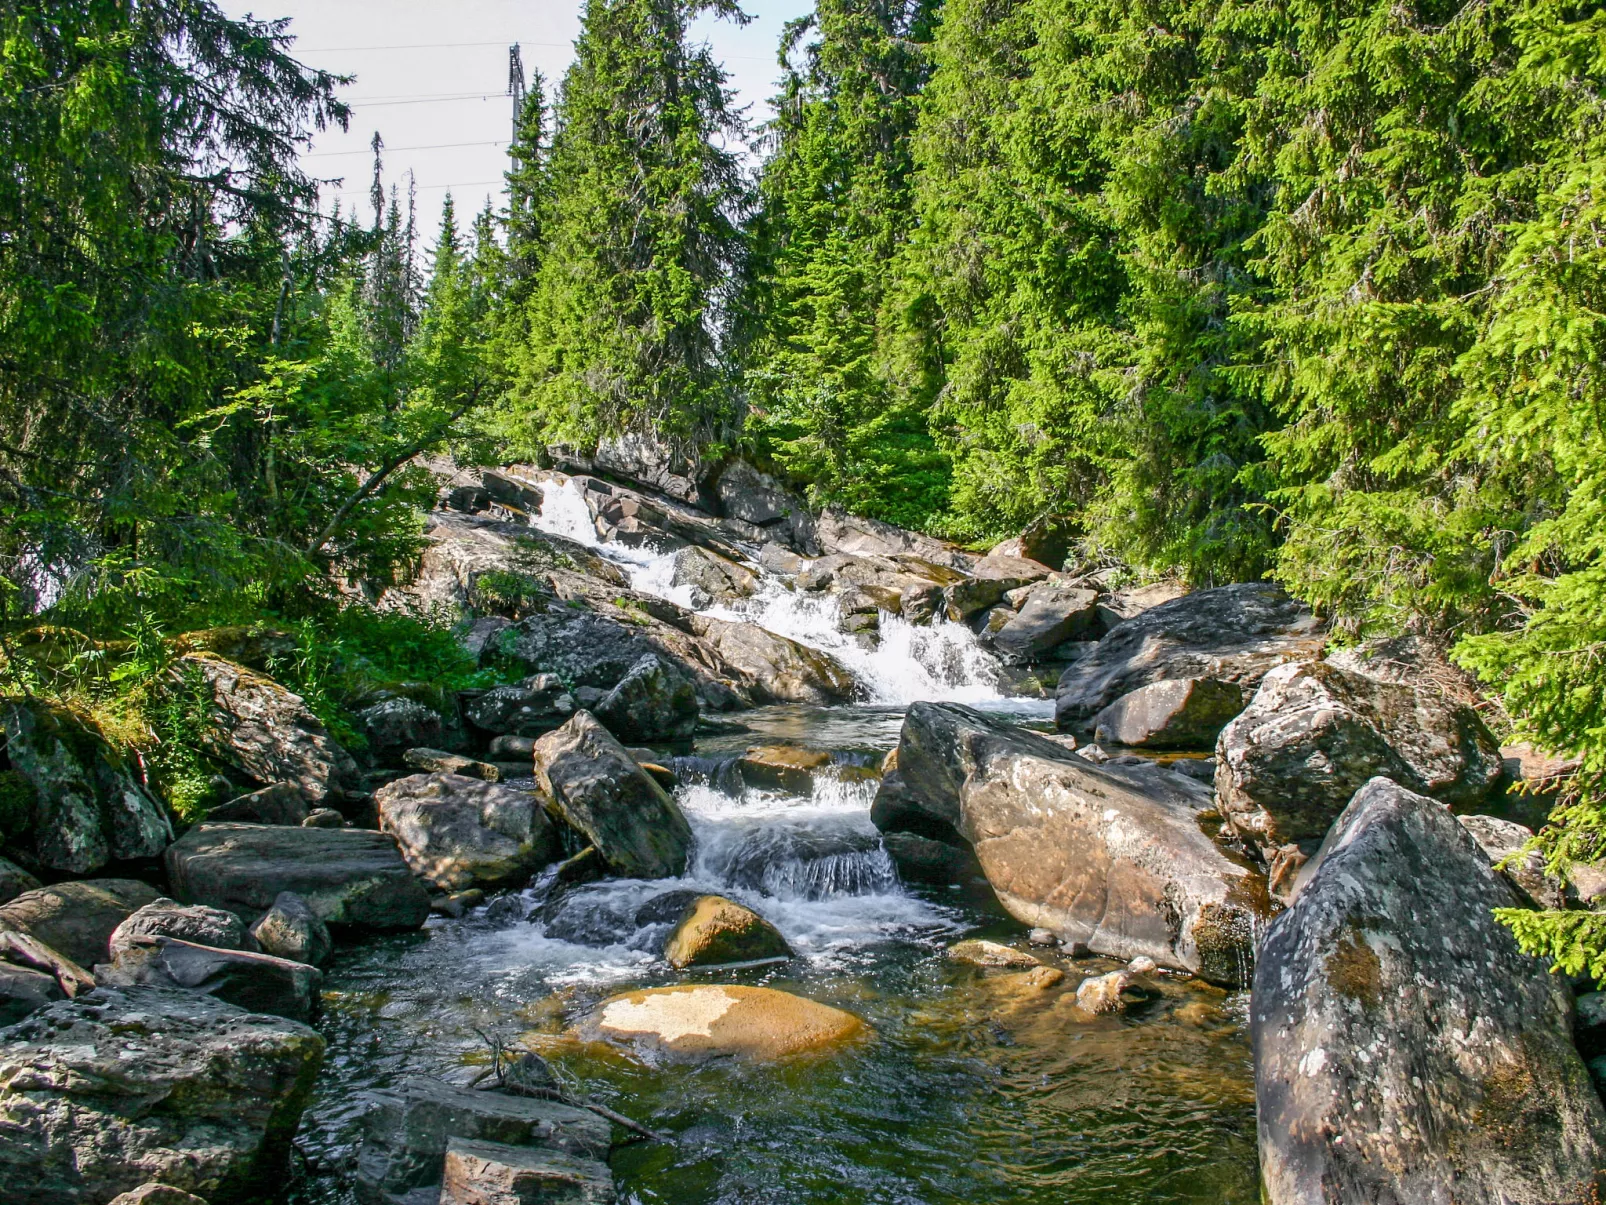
[506,0,751,457]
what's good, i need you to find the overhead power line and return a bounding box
[305,140,507,158]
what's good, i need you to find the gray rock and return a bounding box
[441,1137,615,1205]
[97,936,322,1022]
[0,985,324,1205]
[1217,659,1504,894]
[1,703,173,874]
[358,697,445,762]
[376,773,556,892]
[1091,677,1244,750]
[250,891,332,966]
[1254,777,1606,1204]
[1018,514,1076,570]
[879,830,982,885]
[207,782,310,826]
[532,712,694,879]
[670,545,758,602]
[353,1077,610,1205]
[687,615,856,705]
[594,653,700,742]
[1457,814,1561,908]
[815,506,975,571]
[178,653,360,803]
[302,807,345,828]
[0,960,64,1026]
[871,703,1270,984]
[404,747,501,781]
[758,543,806,574]
[106,1182,211,1205]
[988,584,1100,665]
[109,897,252,960]
[0,878,162,968]
[164,823,430,930]
[488,734,537,760]
[1093,582,1188,632]
[0,855,41,904]
[445,484,490,514]
[943,556,1051,622]
[464,682,571,737]
[501,610,665,690]
[1055,583,1324,727]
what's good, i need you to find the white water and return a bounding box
[528,476,1044,710]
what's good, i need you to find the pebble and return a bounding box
[1027,928,1057,946]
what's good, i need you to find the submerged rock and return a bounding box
[662,895,793,968]
[871,703,1271,984]
[353,1076,609,1205]
[1253,777,1606,1205]
[441,1137,616,1205]
[578,984,866,1062]
[947,939,1042,969]
[0,985,324,1205]
[0,878,162,968]
[532,712,694,879]
[376,772,557,892]
[164,823,430,930]
[1216,659,1504,892]
[1074,968,1151,1015]
[1054,583,1323,727]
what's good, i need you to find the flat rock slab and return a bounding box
[578,984,865,1062]
[0,878,162,968]
[164,823,430,930]
[441,1137,615,1205]
[1254,777,1606,1204]
[354,1077,609,1205]
[0,985,324,1205]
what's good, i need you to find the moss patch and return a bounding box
[1325,923,1383,1009]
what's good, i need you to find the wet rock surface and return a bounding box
[662,894,793,968]
[164,823,431,930]
[0,985,325,1205]
[376,772,557,892]
[1253,777,1606,1205]
[440,1137,617,1205]
[97,936,322,1021]
[578,984,867,1062]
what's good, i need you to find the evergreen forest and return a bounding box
[5,0,1606,974]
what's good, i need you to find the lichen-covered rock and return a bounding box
[441,1138,616,1205]
[358,696,444,761]
[1457,814,1561,909]
[0,985,325,1205]
[165,824,430,930]
[97,936,322,1022]
[662,895,792,968]
[250,891,332,966]
[1055,583,1323,727]
[594,653,700,742]
[0,702,173,874]
[1253,777,1606,1205]
[376,772,556,892]
[578,984,866,1062]
[178,653,359,803]
[1091,677,1243,750]
[532,712,694,879]
[688,615,857,705]
[871,703,1271,984]
[353,1077,609,1205]
[463,680,571,738]
[1216,659,1504,892]
[109,897,252,960]
[987,583,1099,665]
[0,878,162,968]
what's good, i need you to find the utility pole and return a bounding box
[508,43,526,170]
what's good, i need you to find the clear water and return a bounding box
[282,476,1260,1203]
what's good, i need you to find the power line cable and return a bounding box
[305,139,507,158]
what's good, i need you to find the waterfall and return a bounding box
[527,475,1027,707]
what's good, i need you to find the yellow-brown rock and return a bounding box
[662,894,792,969]
[578,984,865,1061]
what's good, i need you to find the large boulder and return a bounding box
[532,712,693,879]
[815,507,975,572]
[354,1076,610,1205]
[97,937,322,1022]
[1091,677,1243,750]
[206,782,309,826]
[577,984,865,1062]
[164,824,430,930]
[670,544,758,604]
[1,702,173,874]
[687,615,856,705]
[0,985,325,1205]
[1216,658,1505,893]
[109,897,253,959]
[713,459,814,550]
[357,697,445,764]
[375,773,557,892]
[463,678,572,738]
[1054,583,1324,727]
[0,855,41,904]
[178,653,359,803]
[662,894,793,968]
[871,703,1272,984]
[593,653,700,742]
[441,1137,615,1205]
[987,583,1099,665]
[0,878,162,968]
[1253,777,1606,1205]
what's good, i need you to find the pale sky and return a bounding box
[220,0,812,242]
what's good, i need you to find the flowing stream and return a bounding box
[286,481,1260,1204]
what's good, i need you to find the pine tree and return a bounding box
[505,73,552,302]
[505,0,751,457]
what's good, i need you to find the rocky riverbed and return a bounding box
[1,457,1600,1205]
